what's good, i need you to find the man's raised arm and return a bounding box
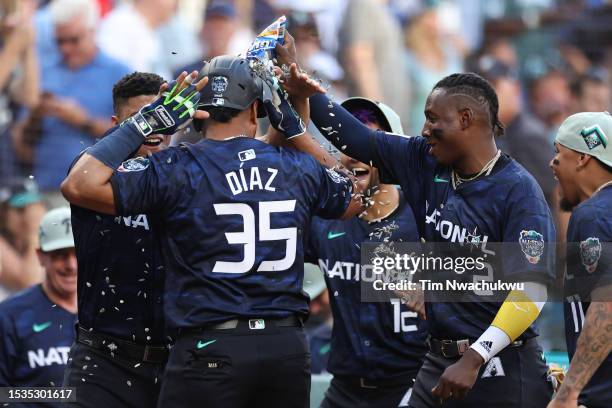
[61,72,207,214]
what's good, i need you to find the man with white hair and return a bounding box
[12,0,130,194]
[0,207,77,398]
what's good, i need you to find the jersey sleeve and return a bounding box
[110,149,184,216]
[501,182,556,285]
[0,311,17,386]
[571,206,612,296]
[370,133,431,186]
[303,156,353,220]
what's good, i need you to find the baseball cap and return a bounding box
[39,207,75,252]
[204,1,236,19]
[303,263,327,300]
[0,178,43,208]
[341,97,404,134]
[474,55,518,82]
[555,112,612,167]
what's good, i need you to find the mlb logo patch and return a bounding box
[248,319,265,330]
[239,149,256,162]
[581,125,608,150]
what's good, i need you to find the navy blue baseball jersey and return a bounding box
[564,185,612,408]
[367,134,556,340]
[306,190,428,379]
[0,284,76,401]
[110,137,353,329]
[70,204,166,343]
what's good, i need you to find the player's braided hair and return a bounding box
[112,72,165,115]
[433,73,505,137]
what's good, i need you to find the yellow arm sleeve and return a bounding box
[491,289,545,341]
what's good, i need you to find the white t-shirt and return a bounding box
[97,3,170,79]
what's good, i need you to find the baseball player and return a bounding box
[548,112,612,408]
[305,97,428,407]
[0,207,77,401]
[61,58,362,407]
[62,72,173,408]
[300,72,556,407]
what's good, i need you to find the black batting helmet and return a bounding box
[198,55,265,115]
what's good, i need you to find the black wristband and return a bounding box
[87,121,143,170]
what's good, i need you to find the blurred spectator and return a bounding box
[98,0,178,78]
[11,0,130,194]
[174,0,254,78]
[481,37,518,69]
[476,55,557,208]
[404,4,463,134]
[338,0,409,121]
[304,263,332,375]
[286,11,345,97]
[0,0,40,184]
[570,68,611,112]
[0,179,46,298]
[529,70,573,138]
[0,207,77,388]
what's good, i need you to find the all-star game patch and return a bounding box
[117,157,150,172]
[519,230,545,264]
[580,237,602,274]
[581,125,608,150]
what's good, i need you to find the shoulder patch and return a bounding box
[117,157,150,172]
[519,230,545,264]
[580,237,602,274]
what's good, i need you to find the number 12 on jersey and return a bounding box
[213,200,297,273]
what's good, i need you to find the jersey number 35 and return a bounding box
[213,200,297,273]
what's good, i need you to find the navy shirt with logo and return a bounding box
[564,185,612,408]
[70,148,167,344]
[367,134,556,340]
[110,138,353,329]
[306,190,428,380]
[0,284,76,405]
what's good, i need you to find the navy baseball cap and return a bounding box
[205,1,237,19]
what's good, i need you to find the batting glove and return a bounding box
[262,81,306,140]
[127,80,201,137]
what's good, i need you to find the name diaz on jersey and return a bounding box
[225,167,279,196]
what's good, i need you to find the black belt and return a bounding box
[183,315,303,333]
[428,336,524,359]
[335,374,415,390]
[77,326,168,364]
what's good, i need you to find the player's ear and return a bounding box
[577,153,591,170]
[111,115,119,126]
[458,107,473,130]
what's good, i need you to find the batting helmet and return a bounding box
[198,55,265,114]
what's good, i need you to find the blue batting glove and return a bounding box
[263,81,306,140]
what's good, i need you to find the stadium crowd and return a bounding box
[0,0,611,406]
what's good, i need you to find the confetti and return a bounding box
[167,157,172,164]
[86,282,92,287]
[134,363,141,368]
[127,380,132,387]
[28,175,34,179]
